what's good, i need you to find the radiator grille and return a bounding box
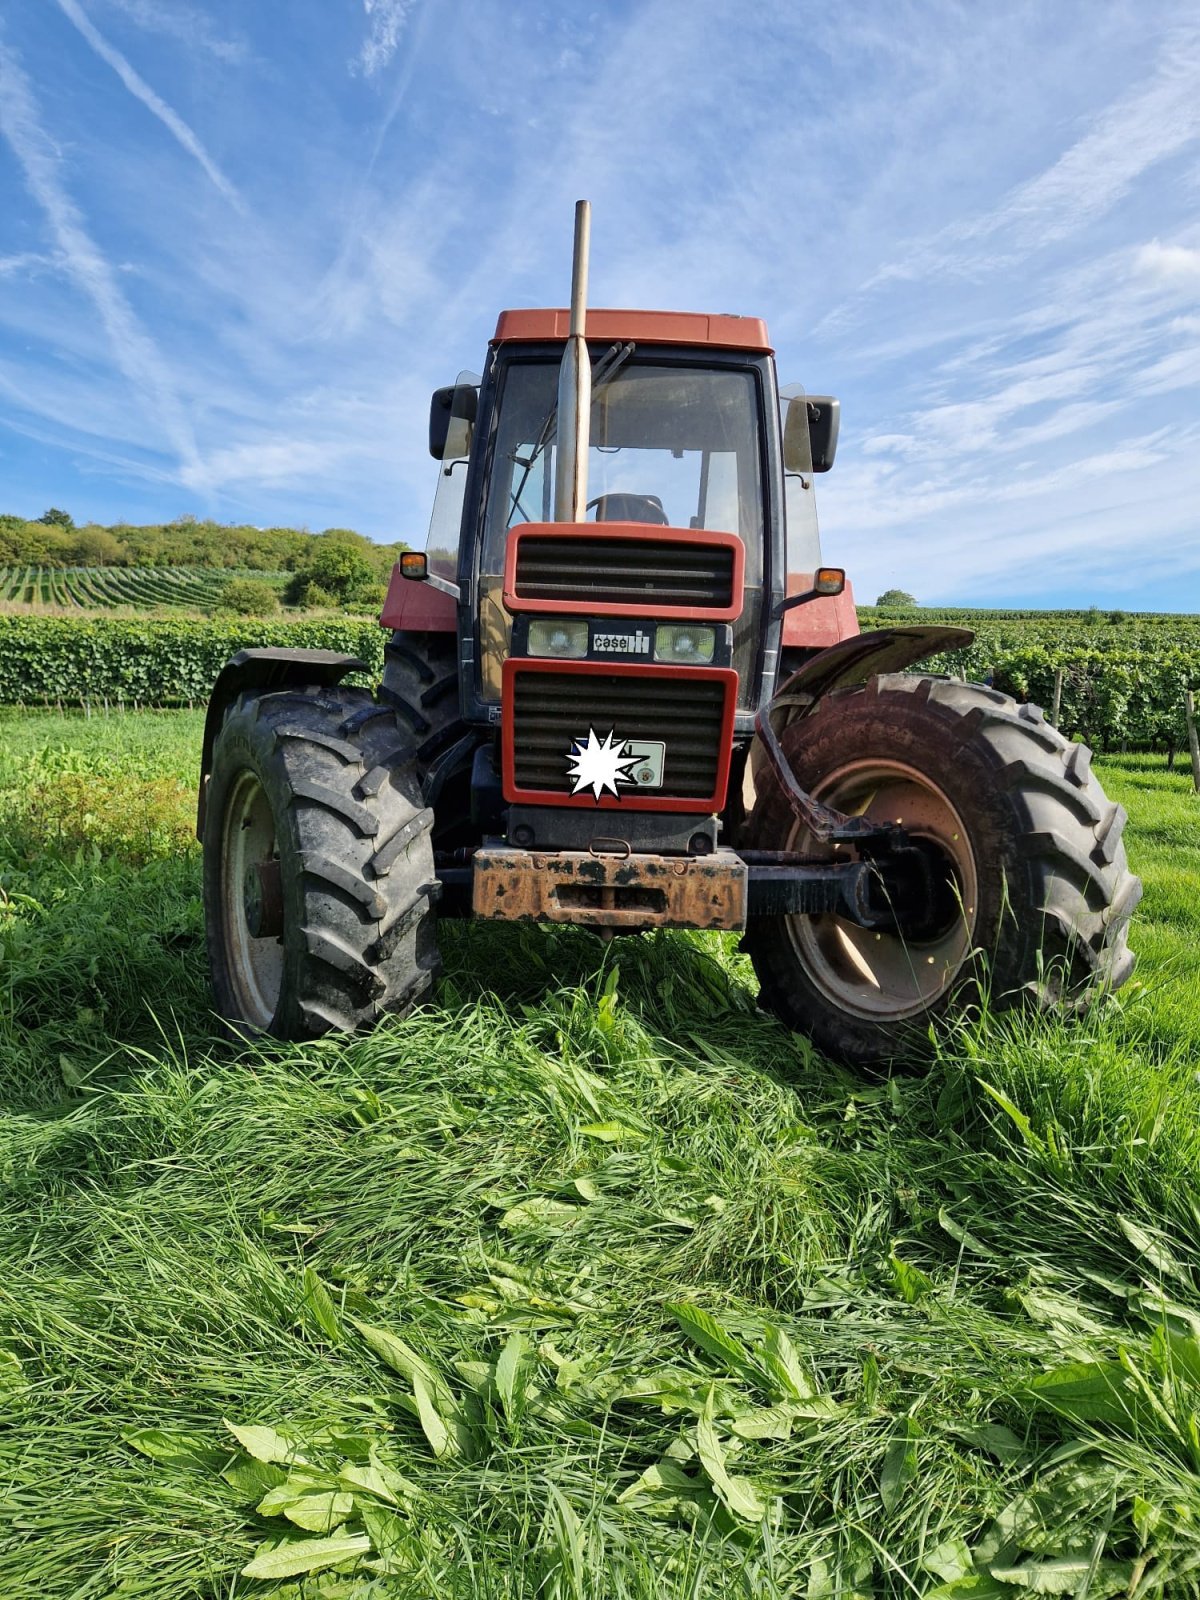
[513,535,736,610]
[510,669,728,800]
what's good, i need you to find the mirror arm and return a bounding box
[774,589,820,618]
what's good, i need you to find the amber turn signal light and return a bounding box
[814,567,845,595]
[400,552,428,580]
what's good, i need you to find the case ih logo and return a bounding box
[591,629,651,655]
[566,729,665,800]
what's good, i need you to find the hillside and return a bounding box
[0,511,407,575]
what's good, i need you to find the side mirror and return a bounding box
[428,382,478,461]
[783,395,840,474]
[806,396,840,472]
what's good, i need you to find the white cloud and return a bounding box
[0,251,59,276]
[54,0,244,211]
[0,38,202,484]
[356,0,414,77]
[100,0,247,63]
[866,24,1200,288]
[1134,238,1200,288]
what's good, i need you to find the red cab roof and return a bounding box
[492,308,772,353]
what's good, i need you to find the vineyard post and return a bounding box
[1185,689,1200,795]
[1050,668,1064,729]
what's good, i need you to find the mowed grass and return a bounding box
[1,709,1199,1598]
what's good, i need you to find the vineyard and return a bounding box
[0,565,286,611]
[1,607,1197,753]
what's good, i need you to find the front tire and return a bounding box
[742,674,1141,1066]
[203,686,440,1040]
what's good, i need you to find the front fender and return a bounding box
[748,625,975,814]
[196,648,368,837]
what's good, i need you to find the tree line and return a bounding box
[0,512,411,611]
[0,510,407,575]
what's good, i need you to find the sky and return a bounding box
[0,0,1198,610]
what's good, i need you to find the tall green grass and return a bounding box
[1,712,1199,1597]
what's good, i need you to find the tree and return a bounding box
[38,507,74,529]
[68,527,125,566]
[283,532,383,609]
[217,577,280,615]
[875,589,918,607]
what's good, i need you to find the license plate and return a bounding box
[623,739,665,787]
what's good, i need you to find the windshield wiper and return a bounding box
[508,341,636,522]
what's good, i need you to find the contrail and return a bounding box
[0,37,205,485]
[54,0,245,212]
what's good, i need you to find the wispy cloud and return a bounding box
[0,251,59,277]
[866,24,1200,289]
[0,36,202,484]
[99,0,247,64]
[356,0,414,77]
[53,0,244,211]
[1134,238,1200,289]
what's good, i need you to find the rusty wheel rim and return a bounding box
[220,769,284,1030]
[784,758,979,1022]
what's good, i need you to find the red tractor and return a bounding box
[198,204,1138,1065]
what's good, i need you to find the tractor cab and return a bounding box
[384,310,855,793]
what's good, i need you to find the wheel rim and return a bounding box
[784,758,979,1021]
[219,769,284,1029]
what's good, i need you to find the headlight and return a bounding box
[528,619,589,658]
[654,624,715,664]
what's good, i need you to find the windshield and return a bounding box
[481,359,764,580]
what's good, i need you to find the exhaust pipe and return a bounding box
[554,200,591,522]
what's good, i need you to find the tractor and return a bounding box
[198,203,1139,1066]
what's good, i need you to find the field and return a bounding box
[0,564,289,613]
[1,703,1199,1598]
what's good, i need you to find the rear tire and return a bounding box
[742,674,1141,1066]
[203,685,440,1040]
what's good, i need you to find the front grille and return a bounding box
[510,669,728,799]
[513,535,736,610]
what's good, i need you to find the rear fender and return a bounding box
[196,648,368,837]
[749,624,974,806]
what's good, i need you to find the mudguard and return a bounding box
[749,625,975,810]
[196,648,368,837]
[770,625,974,720]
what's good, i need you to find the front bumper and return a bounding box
[472,845,747,930]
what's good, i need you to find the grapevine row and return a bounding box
[0,565,287,610]
[0,615,1196,750]
[0,616,386,706]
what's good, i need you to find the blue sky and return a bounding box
[1,1,1198,609]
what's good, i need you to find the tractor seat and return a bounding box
[587,493,669,524]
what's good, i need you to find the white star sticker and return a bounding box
[566,728,637,801]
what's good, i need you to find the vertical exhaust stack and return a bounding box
[554,200,592,522]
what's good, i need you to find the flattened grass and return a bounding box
[1,712,1199,1597]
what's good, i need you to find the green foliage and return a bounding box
[0,564,291,611]
[0,512,409,573]
[282,530,389,609]
[216,577,280,616]
[856,607,1200,751]
[875,588,918,606]
[0,711,1199,1595]
[67,527,125,566]
[0,616,386,705]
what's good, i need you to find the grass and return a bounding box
[1,710,1199,1597]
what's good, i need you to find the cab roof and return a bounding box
[492,308,772,353]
